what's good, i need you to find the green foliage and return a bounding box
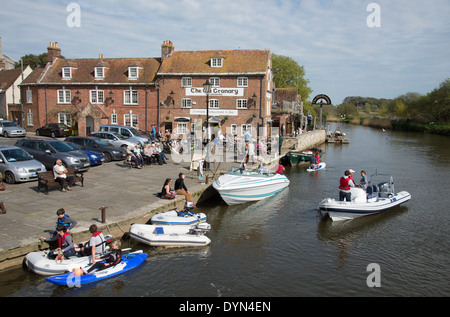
[272,53,312,101]
[336,78,450,125]
[15,53,65,69]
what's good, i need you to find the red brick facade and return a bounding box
[20,41,274,139]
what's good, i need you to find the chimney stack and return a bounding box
[47,41,61,63]
[161,40,174,61]
[0,59,5,70]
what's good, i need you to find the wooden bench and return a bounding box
[37,167,84,194]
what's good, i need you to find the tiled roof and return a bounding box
[20,65,46,86]
[0,68,23,90]
[25,57,161,85]
[158,49,271,75]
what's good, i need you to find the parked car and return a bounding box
[99,125,151,146]
[0,145,47,184]
[15,139,90,172]
[35,123,72,138]
[65,136,126,162]
[0,121,27,138]
[64,142,105,166]
[87,131,139,149]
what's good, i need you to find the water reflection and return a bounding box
[3,123,450,297]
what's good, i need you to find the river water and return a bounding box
[1,123,449,297]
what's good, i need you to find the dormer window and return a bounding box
[211,58,223,68]
[95,67,105,80]
[62,67,72,80]
[128,67,140,80]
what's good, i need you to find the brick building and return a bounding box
[20,42,160,136]
[20,41,274,139]
[158,41,274,140]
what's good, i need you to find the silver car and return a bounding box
[87,131,139,149]
[0,145,47,184]
[0,121,27,138]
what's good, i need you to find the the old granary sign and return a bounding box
[186,87,244,97]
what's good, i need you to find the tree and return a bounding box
[272,53,312,101]
[15,52,64,69]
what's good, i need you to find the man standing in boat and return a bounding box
[339,170,355,201]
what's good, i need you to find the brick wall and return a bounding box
[159,75,272,139]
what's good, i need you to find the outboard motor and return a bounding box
[184,201,195,210]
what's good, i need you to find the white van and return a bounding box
[99,125,151,146]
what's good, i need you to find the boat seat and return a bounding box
[366,186,377,199]
[155,227,164,234]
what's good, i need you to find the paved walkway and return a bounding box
[0,146,242,270]
[0,132,300,271]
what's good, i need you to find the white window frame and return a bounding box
[90,89,105,104]
[95,67,105,80]
[237,77,248,87]
[62,67,72,80]
[236,99,248,109]
[26,89,33,104]
[209,77,220,87]
[241,124,252,136]
[128,67,139,80]
[209,99,219,109]
[177,122,188,135]
[58,112,72,126]
[231,124,237,135]
[182,77,192,87]
[27,110,33,126]
[181,98,192,108]
[111,112,118,125]
[124,90,139,105]
[57,89,71,104]
[211,58,223,67]
[124,113,139,127]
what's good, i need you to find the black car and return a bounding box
[36,123,73,138]
[65,137,126,162]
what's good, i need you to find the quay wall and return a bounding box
[282,130,326,151]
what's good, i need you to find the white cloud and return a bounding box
[1,0,448,103]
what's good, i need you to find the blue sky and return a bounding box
[1,0,449,104]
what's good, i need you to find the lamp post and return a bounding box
[203,79,213,142]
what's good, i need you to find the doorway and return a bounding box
[86,116,94,135]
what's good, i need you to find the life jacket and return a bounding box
[108,249,122,266]
[339,177,351,191]
[58,232,71,249]
[56,214,70,230]
[276,164,284,174]
[90,231,106,254]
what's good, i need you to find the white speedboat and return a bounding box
[212,167,290,205]
[318,174,411,221]
[24,235,113,276]
[129,223,211,247]
[150,202,206,225]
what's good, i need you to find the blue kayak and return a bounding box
[46,251,147,287]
